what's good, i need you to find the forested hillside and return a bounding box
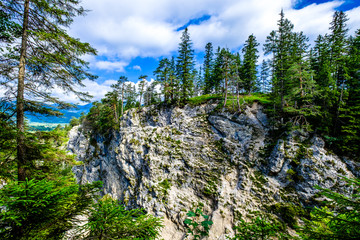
[1,0,360,239]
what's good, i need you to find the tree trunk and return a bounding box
[223,73,228,108]
[236,82,241,111]
[121,82,124,116]
[113,102,118,124]
[17,0,30,182]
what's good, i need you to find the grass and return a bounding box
[187,94,222,106]
[187,93,272,108]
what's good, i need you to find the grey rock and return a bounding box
[68,103,356,240]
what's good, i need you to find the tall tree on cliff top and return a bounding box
[340,29,360,158]
[154,58,172,103]
[329,11,349,133]
[203,42,214,94]
[242,34,259,94]
[264,10,294,109]
[177,28,195,102]
[0,0,97,181]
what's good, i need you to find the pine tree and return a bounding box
[329,11,349,134]
[154,58,172,103]
[138,75,147,108]
[259,60,270,93]
[242,34,259,94]
[170,56,178,103]
[264,10,294,109]
[221,48,232,107]
[339,29,360,158]
[203,42,214,94]
[111,76,128,117]
[176,28,195,102]
[0,0,97,181]
[329,11,349,87]
[212,46,224,94]
[124,83,137,110]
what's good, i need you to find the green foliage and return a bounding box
[177,28,195,102]
[0,178,101,240]
[298,177,360,239]
[242,34,260,93]
[184,208,213,240]
[0,111,17,180]
[69,117,80,127]
[203,42,214,94]
[270,203,307,228]
[80,195,163,240]
[187,94,222,106]
[228,213,290,240]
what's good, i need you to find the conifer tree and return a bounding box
[169,56,178,102]
[177,28,195,102]
[138,75,147,108]
[0,0,97,181]
[111,76,128,117]
[212,46,225,94]
[260,60,270,93]
[221,48,232,107]
[264,10,294,109]
[242,34,259,94]
[154,58,172,103]
[329,11,349,87]
[203,42,214,94]
[329,11,349,133]
[339,29,360,158]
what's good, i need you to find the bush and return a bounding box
[79,195,163,240]
[0,178,101,240]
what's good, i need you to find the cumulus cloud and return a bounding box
[133,65,142,71]
[94,61,128,72]
[71,0,359,61]
[49,78,162,104]
[347,6,360,35]
[50,79,113,104]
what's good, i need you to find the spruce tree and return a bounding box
[264,10,294,109]
[176,28,195,102]
[329,11,349,134]
[154,58,172,103]
[212,46,225,94]
[339,29,360,158]
[138,75,147,108]
[221,48,232,107]
[0,0,97,181]
[203,42,214,94]
[242,34,259,94]
[260,60,270,93]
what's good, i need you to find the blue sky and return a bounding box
[56,0,360,103]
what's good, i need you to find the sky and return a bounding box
[6,0,360,104]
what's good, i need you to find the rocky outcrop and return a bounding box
[67,102,356,240]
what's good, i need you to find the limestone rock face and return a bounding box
[68,102,356,240]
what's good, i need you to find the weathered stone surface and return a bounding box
[67,102,356,240]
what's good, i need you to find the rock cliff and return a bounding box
[67,102,357,239]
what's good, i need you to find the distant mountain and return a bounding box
[26,103,92,124]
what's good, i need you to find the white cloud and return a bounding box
[94,61,128,72]
[50,78,163,104]
[71,0,360,61]
[50,79,111,104]
[133,65,142,71]
[347,6,360,35]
